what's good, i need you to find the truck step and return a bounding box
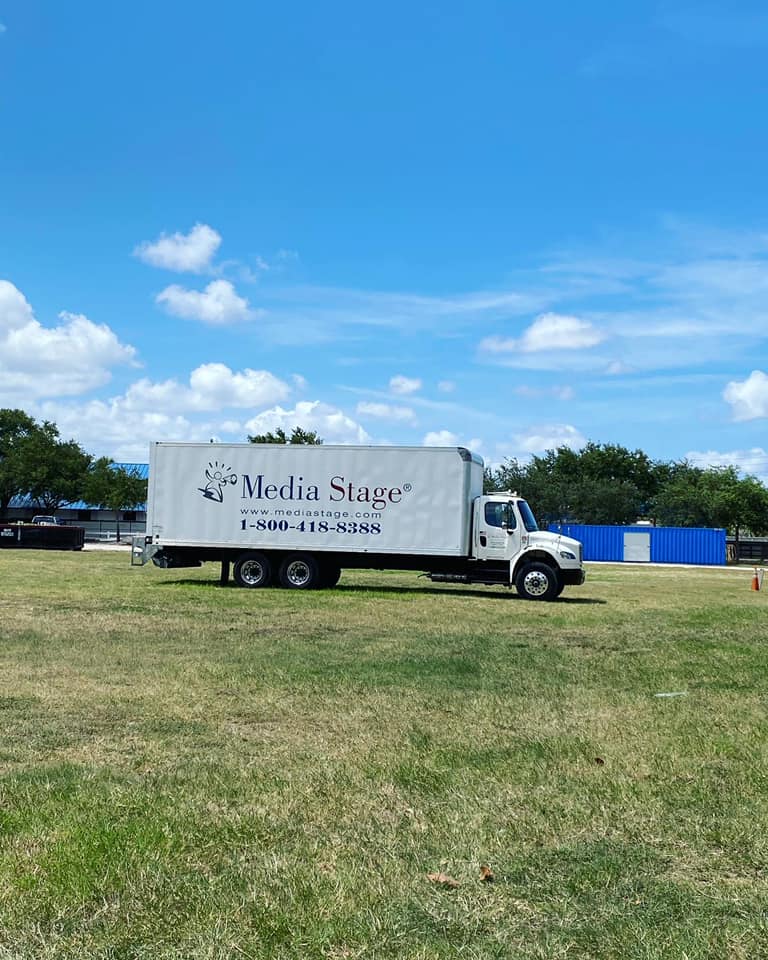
[427,573,471,583]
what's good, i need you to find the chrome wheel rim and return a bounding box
[240,559,265,585]
[523,570,549,597]
[285,560,311,586]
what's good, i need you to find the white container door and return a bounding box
[623,531,651,562]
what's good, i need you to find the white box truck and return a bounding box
[132,443,585,601]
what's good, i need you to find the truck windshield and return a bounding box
[518,500,539,532]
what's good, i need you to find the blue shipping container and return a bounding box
[548,524,726,566]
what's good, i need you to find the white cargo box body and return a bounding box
[148,443,484,557]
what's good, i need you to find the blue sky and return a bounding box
[2,1,767,478]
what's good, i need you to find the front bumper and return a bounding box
[561,567,586,586]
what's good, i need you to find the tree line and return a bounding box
[0,410,147,527]
[485,442,768,538]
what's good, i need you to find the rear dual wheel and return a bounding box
[279,554,341,589]
[279,553,321,589]
[233,551,339,590]
[233,552,272,588]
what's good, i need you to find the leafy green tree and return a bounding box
[0,409,38,514]
[484,458,527,494]
[652,462,711,528]
[569,478,646,526]
[654,464,768,540]
[248,426,323,444]
[485,453,566,518]
[485,442,662,523]
[84,458,148,541]
[15,423,92,512]
[485,454,566,518]
[727,474,768,538]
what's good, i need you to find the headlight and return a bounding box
[559,550,576,560]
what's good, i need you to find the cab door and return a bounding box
[475,499,519,562]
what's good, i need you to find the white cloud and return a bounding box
[123,363,291,415]
[41,401,201,462]
[437,380,456,393]
[422,433,485,457]
[244,401,370,444]
[356,402,416,423]
[389,374,422,395]
[134,223,222,273]
[188,363,289,409]
[0,280,136,401]
[687,447,768,483]
[34,364,293,460]
[514,424,586,454]
[522,313,605,352]
[218,420,242,434]
[423,430,459,447]
[0,279,35,331]
[723,370,768,421]
[481,312,605,355]
[156,280,252,325]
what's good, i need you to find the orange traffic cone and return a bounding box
[751,568,760,591]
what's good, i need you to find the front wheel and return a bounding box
[279,553,321,590]
[515,562,559,601]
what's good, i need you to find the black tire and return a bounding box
[515,562,559,601]
[279,553,321,590]
[233,551,272,588]
[320,562,342,588]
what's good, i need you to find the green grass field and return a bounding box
[0,550,766,959]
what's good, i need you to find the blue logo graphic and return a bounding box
[199,460,238,503]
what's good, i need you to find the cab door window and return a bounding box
[484,501,517,530]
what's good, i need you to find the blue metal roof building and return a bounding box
[64,463,149,511]
[9,463,149,512]
[6,463,150,540]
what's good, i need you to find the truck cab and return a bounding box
[471,494,584,600]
